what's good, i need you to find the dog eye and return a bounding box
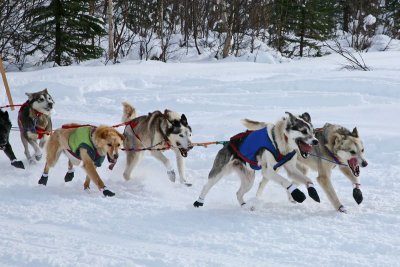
[350,150,356,155]
[301,129,307,134]
[179,134,184,137]
[108,143,112,147]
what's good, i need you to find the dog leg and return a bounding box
[317,172,345,212]
[64,160,75,182]
[194,148,233,207]
[4,143,24,169]
[84,175,91,191]
[27,137,42,161]
[175,151,191,186]
[150,151,176,182]
[123,151,142,181]
[256,177,270,199]
[81,149,114,197]
[339,166,363,205]
[20,132,34,164]
[39,136,62,186]
[39,134,49,148]
[235,165,255,207]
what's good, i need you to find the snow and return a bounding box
[1,51,400,266]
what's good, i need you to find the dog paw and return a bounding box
[193,201,204,208]
[35,154,42,161]
[291,189,306,203]
[167,170,176,182]
[353,188,363,204]
[29,158,36,165]
[11,160,25,169]
[338,205,347,213]
[102,188,115,197]
[307,187,320,203]
[64,172,74,182]
[38,175,48,186]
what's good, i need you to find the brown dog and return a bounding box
[38,124,124,197]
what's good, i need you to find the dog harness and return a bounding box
[18,101,47,139]
[67,126,105,167]
[230,127,296,170]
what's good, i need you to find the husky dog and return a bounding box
[294,123,368,213]
[193,112,320,208]
[18,89,54,164]
[0,109,24,169]
[38,124,124,197]
[121,102,192,186]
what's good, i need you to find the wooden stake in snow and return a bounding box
[0,57,14,110]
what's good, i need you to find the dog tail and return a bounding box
[122,102,137,122]
[241,119,267,130]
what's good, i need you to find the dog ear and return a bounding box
[285,111,296,123]
[43,88,48,93]
[352,127,359,138]
[300,112,311,123]
[181,114,188,127]
[25,92,34,100]
[331,133,343,149]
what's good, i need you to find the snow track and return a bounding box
[0,52,399,266]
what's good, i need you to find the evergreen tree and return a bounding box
[27,0,106,66]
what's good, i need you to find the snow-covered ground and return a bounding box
[1,51,399,266]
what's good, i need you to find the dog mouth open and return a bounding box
[348,158,360,177]
[176,142,191,157]
[296,139,312,158]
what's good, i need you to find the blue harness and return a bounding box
[231,127,296,170]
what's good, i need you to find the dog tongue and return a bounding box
[348,158,358,168]
[299,142,312,153]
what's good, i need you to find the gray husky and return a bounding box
[18,89,54,164]
[193,112,320,209]
[121,102,193,186]
[294,123,368,213]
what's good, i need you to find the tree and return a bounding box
[27,0,106,66]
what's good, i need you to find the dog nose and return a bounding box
[361,160,368,167]
[113,154,119,160]
[312,139,319,146]
[48,103,53,108]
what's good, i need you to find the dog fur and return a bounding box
[0,109,24,169]
[294,123,368,213]
[38,125,124,197]
[18,88,54,164]
[193,112,320,209]
[121,102,193,186]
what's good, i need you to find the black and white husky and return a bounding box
[194,112,320,209]
[121,102,193,186]
[18,89,54,164]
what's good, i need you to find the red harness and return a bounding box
[18,101,48,139]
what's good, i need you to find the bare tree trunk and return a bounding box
[159,0,165,62]
[222,1,234,58]
[108,0,114,61]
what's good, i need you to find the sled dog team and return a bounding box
[1,89,368,213]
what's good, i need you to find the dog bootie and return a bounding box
[101,187,115,197]
[353,188,363,204]
[167,169,176,182]
[11,160,25,169]
[287,184,306,203]
[193,198,204,208]
[307,186,320,203]
[64,170,74,182]
[38,174,48,186]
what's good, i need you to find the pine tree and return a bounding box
[27,0,106,66]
